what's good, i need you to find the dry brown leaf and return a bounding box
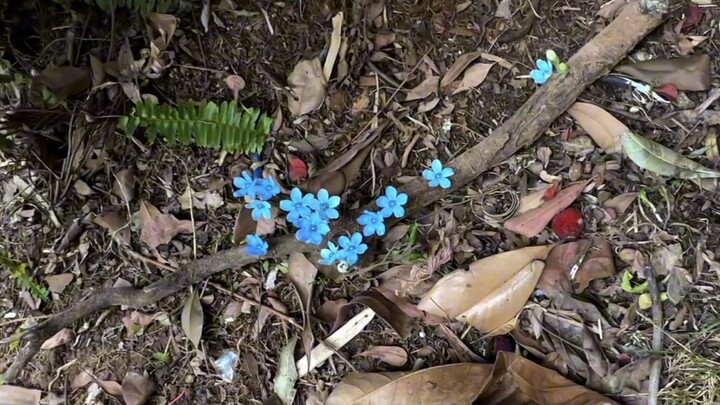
[340,289,415,338]
[614,54,711,91]
[481,52,518,72]
[373,31,396,48]
[377,264,435,297]
[603,192,637,215]
[71,370,94,389]
[232,207,255,245]
[132,200,161,230]
[323,12,344,81]
[581,327,609,377]
[73,179,94,196]
[440,51,481,88]
[451,63,494,95]
[181,289,204,348]
[44,273,74,294]
[99,380,124,396]
[355,346,408,366]
[35,66,91,99]
[326,351,619,405]
[0,385,42,405]
[256,206,278,236]
[140,213,194,249]
[405,76,439,101]
[418,246,554,334]
[302,124,384,195]
[316,298,348,332]
[112,168,136,202]
[147,13,177,50]
[287,58,327,116]
[438,324,485,363]
[288,252,318,374]
[518,184,551,214]
[40,328,75,350]
[222,301,243,323]
[567,102,627,153]
[538,239,615,295]
[93,211,130,245]
[121,372,155,405]
[504,181,589,238]
[364,0,385,23]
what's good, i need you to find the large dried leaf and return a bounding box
[326,351,619,405]
[35,66,91,99]
[567,102,627,153]
[355,346,408,366]
[287,58,327,116]
[441,51,481,88]
[181,289,204,348]
[140,213,195,249]
[302,123,384,195]
[232,207,255,245]
[44,273,74,294]
[538,239,615,295]
[288,252,318,373]
[40,328,75,350]
[504,181,589,238]
[418,246,554,334]
[112,168,136,202]
[147,13,177,50]
[405,76,439,101]
[451,63,494,95]
[121,372,155,405]
[93,211,130,245]
[274,337,299,405]
[621,131,720,178]
[0,385,42,405]
[614,54,711,91]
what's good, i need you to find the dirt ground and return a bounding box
[2,0,720,404]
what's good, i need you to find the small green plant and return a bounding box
[119,99,272,153]
[0,253,49,301]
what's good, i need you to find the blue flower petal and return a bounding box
[529,69,547,84]
[431,159,442,172]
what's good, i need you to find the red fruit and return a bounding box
[551,207,584,239]
[287,154,308,181]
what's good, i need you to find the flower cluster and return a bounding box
[233,170,283,257]
[233,158,456,272]
[529,49,568,85]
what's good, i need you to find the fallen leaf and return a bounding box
[665,267,692,304]
[288,252,318,374]
[417,97,440,113]
[373,31,396,48]
[504,181,589,238]
[200,0,210,32]
[40,328,75,350]
[232,207,255,245]
[147,13,178,49]
[287,58,327,116]
[35,66,91,99]
[601,357,652,394]
[518,184,551,214]
[651,243,683,276]
[121,372,155,405]
[539,239,615,295]
[0,385,42,405]
[378,264,435,297]
[112,168,136,202]
[567,102,627,153]
[224,74,246,100]
[316,298,348,332]
[73,180,94,196]
[614,54,711,91]
[451,63,494,95]
[418,246,554,334]
[440,51,481,88]
[355,346,407,366]
[256,206,278,236]
[132,200,161,230]
[140,213,195,249]
[71,370,94,388]
[274,337,299,405]
[405,76,439,101]
[44,273,74,294]
[323,12,344,81]
[181,289,204,348]
[495,0,512,19]
[326,351,619,405]
[93,211,130,245]
[596,0,629,20]
[581,327,609,377]
[621,131,720,178]
[438,324,485,363]
[603,192,637,215]
[222,301,243,323]
[682,4,703,29]
[302,123,384,195]
[99,380,124,396]
[122,310,157,336]
[364,0,385,23]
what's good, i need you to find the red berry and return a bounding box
[551,207,584,239]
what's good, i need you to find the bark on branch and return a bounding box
[2,0,666,384]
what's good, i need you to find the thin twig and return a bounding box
[645,264,664,405]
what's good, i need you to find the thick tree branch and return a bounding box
[2,0,666,384]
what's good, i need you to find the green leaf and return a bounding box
[181,288,204,348]
[621,270,648,294]
[621,131,720,179]
[153,352,171,363]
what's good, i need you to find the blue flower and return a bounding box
[279,187,314,224]
[319,241,346,265]
[296,212,330,245]
[246,200,272,220]
[376,186,408,218]
[310,188,341,220]
[233,171,256,199]
[529,59,553,85]
[253,177,281,200]
[244,234,268,256]
[338,232,367,266]
[422,159,454,189]
[357,210,386,237]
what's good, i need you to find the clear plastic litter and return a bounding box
[213,351,238,382]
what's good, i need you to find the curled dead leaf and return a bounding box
[418,246,554,334]
[539,239,616,295]
[355,346,408,366]
[287,58,327,116]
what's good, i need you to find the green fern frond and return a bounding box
[119,99,272,153]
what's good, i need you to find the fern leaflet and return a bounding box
[119,99,272,153]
